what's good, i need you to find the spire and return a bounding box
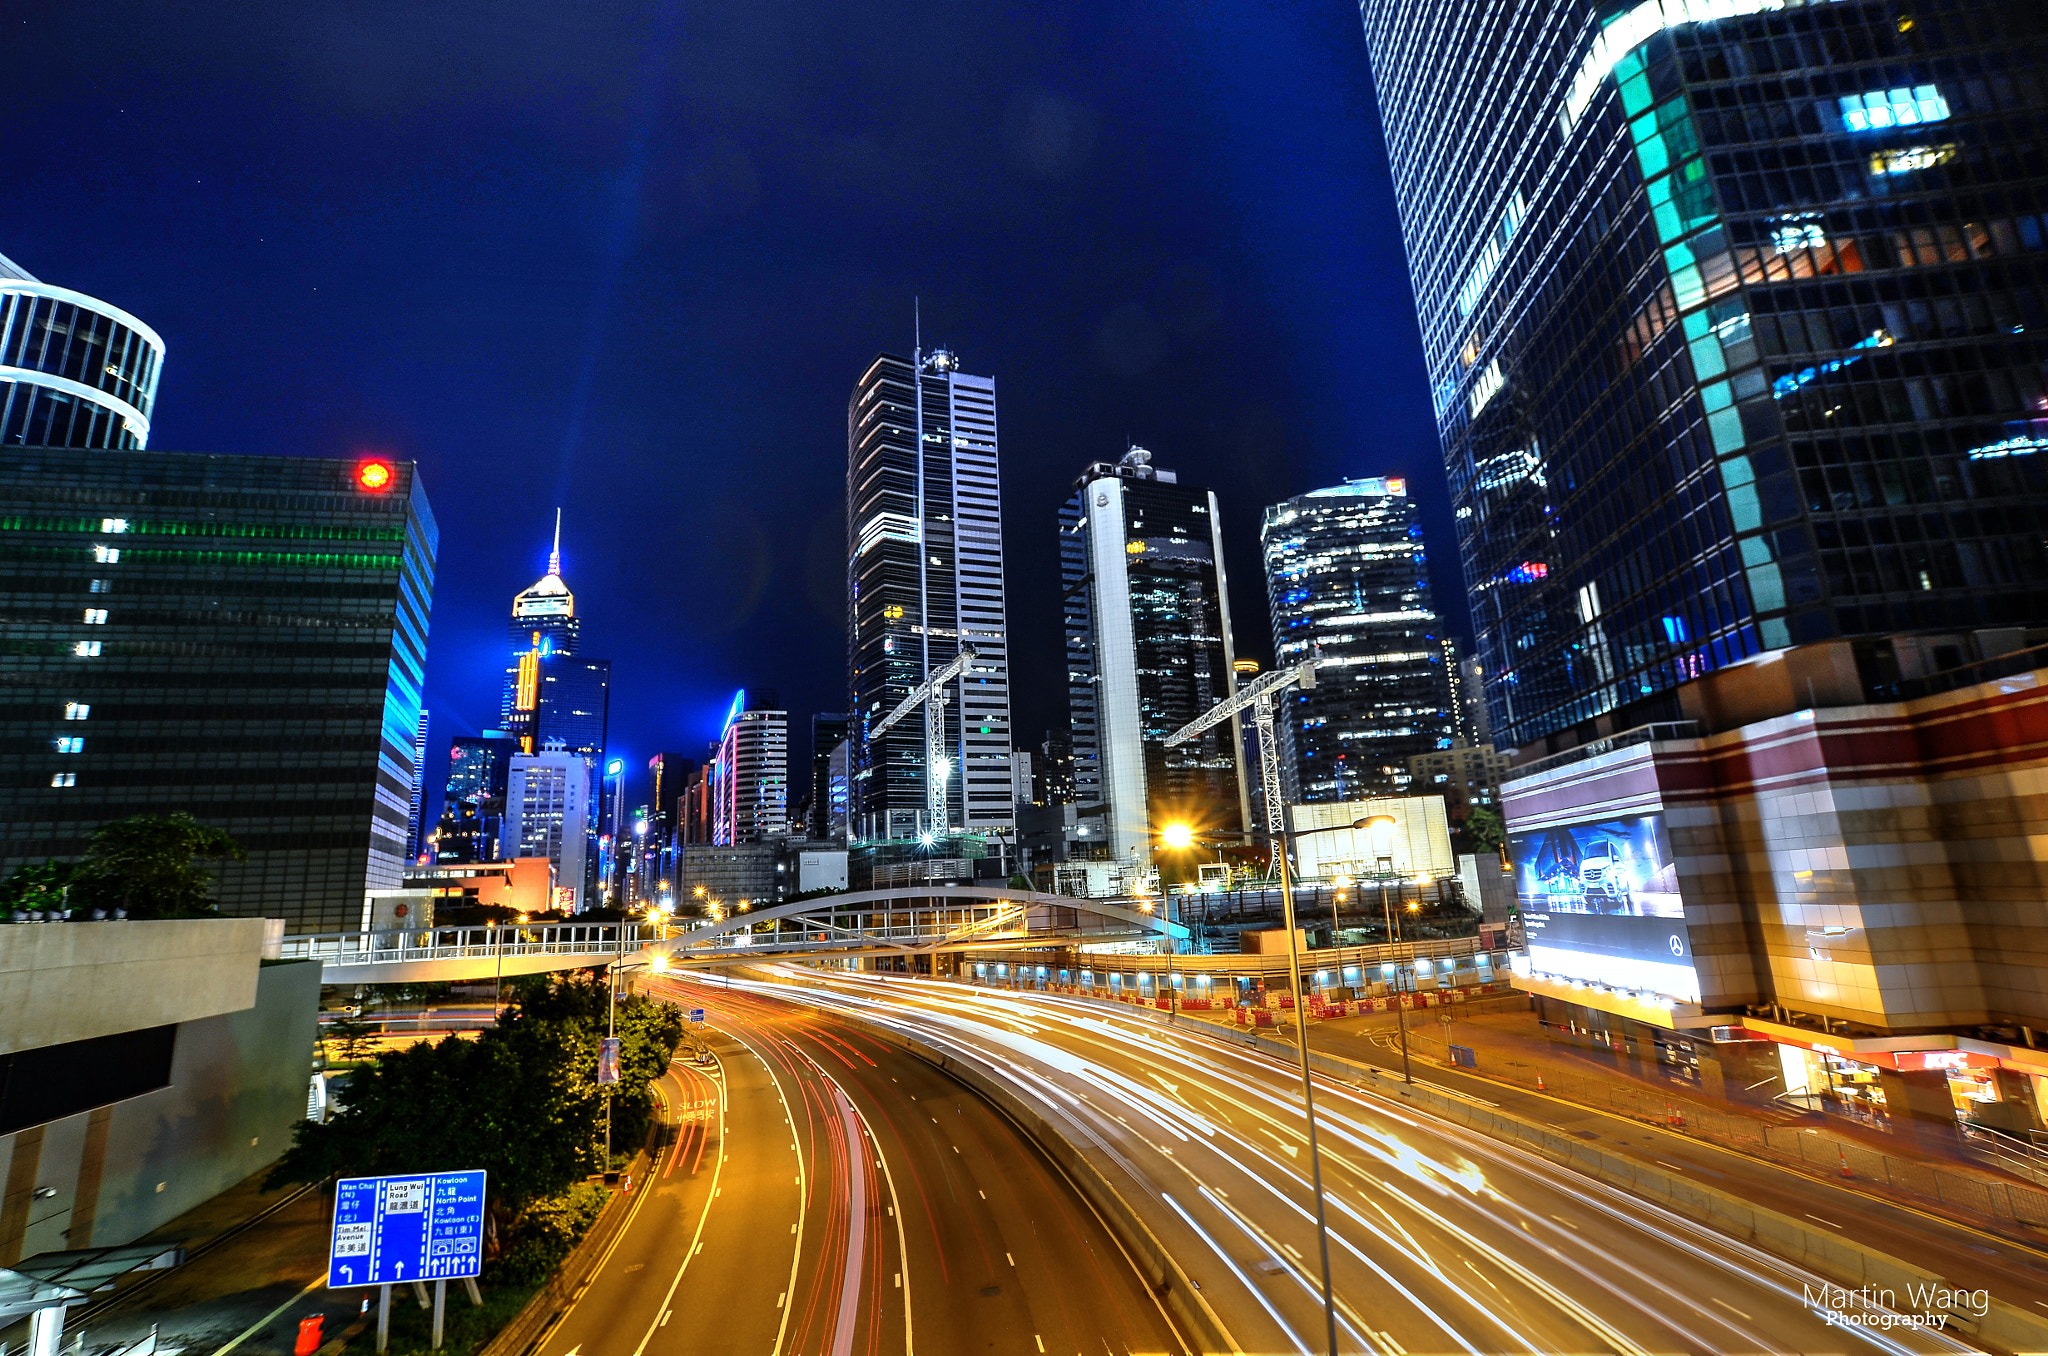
[548,508,562,577]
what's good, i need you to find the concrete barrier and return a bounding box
[855,1021,1238,1356]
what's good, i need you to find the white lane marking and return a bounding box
[776,1293,786,1309]
[1006,1252,1015,1267]
[1709,1297,1750,1321]
[1804,1214,1841,1229]
[629,1052,733,1356]
[660,1311,671,1327]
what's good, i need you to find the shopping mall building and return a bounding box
[1504,638,2048,1136]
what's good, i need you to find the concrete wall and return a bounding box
[0,959,319,1262]
[0,919,268,1056]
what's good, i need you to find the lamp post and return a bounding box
[1364,815,1413,1085]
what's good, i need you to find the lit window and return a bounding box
[100,518,130,533]
[83,608,108,625]
[1869,144,1956,175]
[54,737,84,754]
[64,702,89,720]
[74,641,102,657]
[50,773,76,787]
[1838,85,1950,131]
[90,578,111,593]
[1770,218,1827,254]
[94,544,121,564]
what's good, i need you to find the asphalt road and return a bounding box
[746,968,2005,1356]
[537,978,1183,1356]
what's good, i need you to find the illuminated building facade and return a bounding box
[1260,477,1456,801]
[501,510,580,743]
[712,689,789,845]
[1061,447,1249,865]
[1,250,163,450]
[845,350,1014,841]
[502,741,590,911]
[806,713,850,839]
[1358,0,2048,756]
[0,448,436,932]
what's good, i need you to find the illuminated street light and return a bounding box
[1160,822,1195,850]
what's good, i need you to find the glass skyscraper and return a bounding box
[1,251,163,451]
[0,448,436,932]
[1261,476,1456,802]
[1062,447,1250,865]
[1358,0,2048,754]
[845,349,1014,841]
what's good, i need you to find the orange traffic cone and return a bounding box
[1536,1074,1546,1092]
[1837,1144,1853,1178]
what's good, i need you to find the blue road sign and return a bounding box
[327,1171,487,1287]
[688,1008,706,1023]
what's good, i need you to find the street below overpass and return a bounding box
[536,977,1182,1356]
[721,968,2000,1356]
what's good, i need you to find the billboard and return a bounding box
[1510,812,1698,1002]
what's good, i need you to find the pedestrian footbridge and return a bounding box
[281,885,1183,985]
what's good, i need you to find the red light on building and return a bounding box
[356,459,395,491]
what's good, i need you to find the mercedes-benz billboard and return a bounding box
[1509,812,1698,1002]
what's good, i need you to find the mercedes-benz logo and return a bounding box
[1669,935,1684,956]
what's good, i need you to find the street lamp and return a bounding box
[1363,814,1412,1084]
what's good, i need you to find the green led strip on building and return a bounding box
[0,515,403,543]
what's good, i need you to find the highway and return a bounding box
[538,978,1183,1356]
[738,968,1996,1356]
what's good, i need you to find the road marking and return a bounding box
[206,1276,325,1356]
[1006,1253,1015,1267]
[660,1312,671,1326]
[1034,1337,1044,1353]
[1548,1215,1578,1230]
[791,1222,798,1233]
[978,1190,986,1199]
[1805,1214,1842,1229]
[776,1293,786,1309]
[1656,1161,1685,1171]
[1709,1297,1751,1321]
[895,1273,901,1288]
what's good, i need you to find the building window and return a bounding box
[100,518,129,533]
[1837,85,1949,131]
[93,544,120,563]
[73,641,101,657]
[54,737,84,754]
[50,773,76,787]
[82,608,108,624]
[63,702,89,720]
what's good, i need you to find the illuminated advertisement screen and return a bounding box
[1510,812,1698,1002]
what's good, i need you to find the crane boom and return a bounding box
[1163,658,1315,746]
[869,644,979,739]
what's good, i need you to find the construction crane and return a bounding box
[868,645,979,837]
[1164,657,1316,854]
[1163,654,1338,1356]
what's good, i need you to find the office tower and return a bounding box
[502,510,580,738]
[1012,750,1036,808]
[681,760,714,845]
[502,741,590,911]
[712,689,788,844]
[0,449,435,931]
[1060,446,1249,864]
[805,713,850,838]
[1036,733,1075,806]
[824,740,851,842]
[1260,476,1457,801]
[846,348,1014,841]
[1357,0,2048,756]
[405,708,431,863]
[443,733,515,861]
[1,251,163,450]
[647,751,695,839]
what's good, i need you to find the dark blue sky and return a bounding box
[10,1,1458,811]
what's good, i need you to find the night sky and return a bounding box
[9,1,1459,814]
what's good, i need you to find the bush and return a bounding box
[490,1182,609,1286]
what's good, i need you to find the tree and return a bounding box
[269,970,684,1220]
[1462,807,1507,856]
[2,860,75,913]
[70,813,246,918]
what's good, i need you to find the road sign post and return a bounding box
[688,1008,705,1023]
[328,1171,488,1289]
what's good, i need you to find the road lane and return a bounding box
[754,969,1994,1356]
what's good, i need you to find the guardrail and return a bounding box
[278,923,649,966]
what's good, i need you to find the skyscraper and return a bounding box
[846,348,1014,842]
[0,448,436,932]
[1061,446,1249,865]
[1,251,163,450]
[502,510,580,740]
[440,733,515,862]
[806,713,850,838]
[502,741,590,911]
[712,689,788,845]
[1261,477,1456,801]
[405,708,431,863]
[1357,0,2048,756]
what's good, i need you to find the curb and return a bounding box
[854,1020,1236,1356]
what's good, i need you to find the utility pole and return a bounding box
[1167,658,1338,1356]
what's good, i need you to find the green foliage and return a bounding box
[327,1013,376,1063]
[1462,807,1507,855]
[69,813,246,918]
[2,860,75,912]
[488,1183,608,1286]
[269,970,684,1217]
